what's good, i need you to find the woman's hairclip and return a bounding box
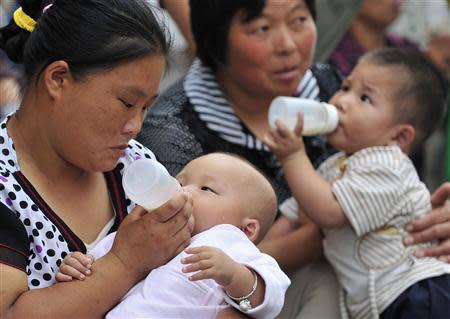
[13,7,37,32]
[43,4,53,13]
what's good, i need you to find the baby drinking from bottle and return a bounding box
[56,152,290,319]
[264,48,450,319]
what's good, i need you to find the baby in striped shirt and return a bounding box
[265,48,450,319]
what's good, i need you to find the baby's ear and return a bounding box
[391,123,415,154]
[242,218,260,242]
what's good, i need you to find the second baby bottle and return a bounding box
[268,97,339,136]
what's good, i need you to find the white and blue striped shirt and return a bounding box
[184,59,320,151]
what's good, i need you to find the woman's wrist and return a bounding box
[7,252,142,318]
[100,252,142,286]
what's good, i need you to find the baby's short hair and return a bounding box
[360,48,449,152]
[216,152,278,243]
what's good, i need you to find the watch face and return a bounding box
[239,299,252,312]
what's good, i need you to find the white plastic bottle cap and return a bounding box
[122,158,181,209]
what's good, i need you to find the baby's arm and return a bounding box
[55,252,95,282]
[264,114,347,229]
[181,246,265,310]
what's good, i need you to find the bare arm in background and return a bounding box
[159,0,196,57]
[259,213,322,273]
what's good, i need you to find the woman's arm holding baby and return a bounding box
[259,214,322,273]
[404,182,450,262]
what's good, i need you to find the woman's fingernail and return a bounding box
[404,236,413,245]
[405,225,413,232]
[85,269,91,275]
[414,250,424,258]
[79,274,86,280]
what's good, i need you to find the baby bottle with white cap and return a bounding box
[122,159,181,209]
[268,97,339,136]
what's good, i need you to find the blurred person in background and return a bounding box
[0,1,21,120]
[389,0,450,191]
[0,0,19,27]
[328,0,417,77]
[0,50,21,121]
[147,0,195,92]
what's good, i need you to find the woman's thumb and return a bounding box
[122,205,147,226]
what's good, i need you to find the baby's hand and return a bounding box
[264,113,305,161]
[181,246,239,287]
[56,252,95,282]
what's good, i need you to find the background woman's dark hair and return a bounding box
[189,0,316,72]
[0,0,169,84]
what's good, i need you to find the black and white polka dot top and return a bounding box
[0,115,156,289]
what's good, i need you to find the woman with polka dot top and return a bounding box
[0,0,194,317]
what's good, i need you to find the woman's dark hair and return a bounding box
[0,0,169,83]
[189,0,316,71]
